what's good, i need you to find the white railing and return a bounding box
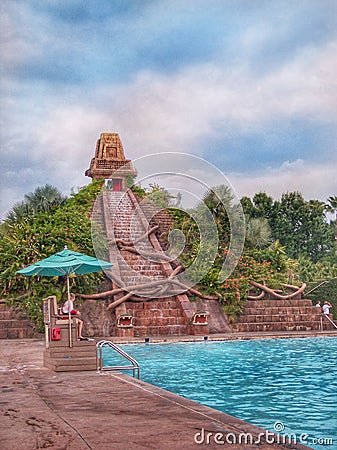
[320,314,337,330]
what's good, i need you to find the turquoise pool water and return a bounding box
[104,337,337,449]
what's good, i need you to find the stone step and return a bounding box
[244,306,318,315]
[0,319,33,328]
[0,328,35,339]
[44,341,97,371]
[127,299,178,309]
[245,299,313,307]
[0,310,12,320]
[119,262,163,269]
[234,322,322,332]
[120,269,163,276]
[134,308,183,318]
[133,317,187,327]
[134,324,188,337]
[43,355,97,372]
[105,190,194,337]
[320,320,337,331]
[237,314,321,323]
[234,319,337,332]
[119,262,163,271]
[234,297,333,333]
[47,340,96,350]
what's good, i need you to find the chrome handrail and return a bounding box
[320,314,337,330]
[96,340,140,379]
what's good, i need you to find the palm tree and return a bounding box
[203,185,235,214]
[245,217,272,249]
[6,184,67,223]
[24,184,67,213]
[6,201,32,224]
[326,196,337,253]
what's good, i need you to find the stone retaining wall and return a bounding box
[233,298,336,332]
[0,300,36,339]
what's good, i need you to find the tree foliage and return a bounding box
[242,191,335,262]
[0,180,104,329]
[245,217,272,249]
[170,186,290,317]
[171,188,336,318]
[2,180,336,327]
[6,184,67,224]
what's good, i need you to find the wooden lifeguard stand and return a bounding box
[42,296,96,372]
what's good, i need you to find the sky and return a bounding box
[1,0,337,220]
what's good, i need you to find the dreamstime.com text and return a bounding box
[194,427,334,446]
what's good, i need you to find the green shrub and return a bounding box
[0,180,103,328]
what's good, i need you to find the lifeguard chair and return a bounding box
[42,296,96,372]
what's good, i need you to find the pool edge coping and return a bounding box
[102,329,337,345]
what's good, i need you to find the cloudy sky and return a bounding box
[1,0,337,219]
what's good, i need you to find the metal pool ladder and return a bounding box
[96,340,140,379]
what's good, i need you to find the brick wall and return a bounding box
[233,299,335,332]
[0,300,36,339]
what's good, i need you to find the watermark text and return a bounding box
[194,423,334,446]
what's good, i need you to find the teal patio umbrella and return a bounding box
[17,246,113,300]
[17,246,113,346]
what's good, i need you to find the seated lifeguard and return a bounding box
[62,293,85,340]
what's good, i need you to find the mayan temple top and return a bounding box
[85,133,136,189]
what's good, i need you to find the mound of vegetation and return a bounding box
[0,180,104,330]
[169,188,337,318]
[1,181,336,329]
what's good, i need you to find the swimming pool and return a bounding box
[104,337,337,449]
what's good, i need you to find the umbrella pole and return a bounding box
[67,276,72,348]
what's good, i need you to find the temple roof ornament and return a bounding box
[85,133,136,181]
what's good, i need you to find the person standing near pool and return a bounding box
[322,301,332,316]
[315,301,322,311]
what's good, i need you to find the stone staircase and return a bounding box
[0,300,35,339]
[233,299,336,332]
[100,190,206,337]
[109,191,166,286]
[126,298,189,337]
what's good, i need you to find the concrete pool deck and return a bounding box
[1,333,335,449]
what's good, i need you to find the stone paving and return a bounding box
[2,334,333,449]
